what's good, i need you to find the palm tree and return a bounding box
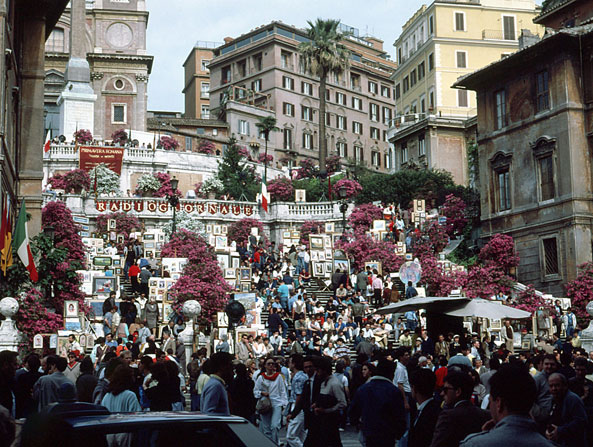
[299,19,350,177]
[255,115,278,183]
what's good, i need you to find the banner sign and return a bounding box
[79,146,125,174]
[95,199,254,216]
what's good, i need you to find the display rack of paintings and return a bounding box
[365,261,382,275]
[148,278,176,303]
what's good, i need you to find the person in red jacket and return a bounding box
[128,262,141,293]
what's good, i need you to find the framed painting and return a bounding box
[64,300,79,318]
[312,261,324,277]
[311,251,319,262]
[93,277,116,295]
[217,311,229,327]
[231,257,240,269]
[221,226,228,234]
[224,268,237,279]
[217,254,230,270]
[324,262,333,276]
[295,189,306,203]
[56,337,70,357]
[143,233,155,241]
[310,236,324,250]
[323,235,332,249]
[240,282,251,293]
[333,259,350,275]
[213,225,222,235]
[365,261,382,275]
[325,249,333,259]
[373,220,386,231]
[226,279,236,289]
[215,236,228,249]
[206,224,212,234]
[282,231,291,239]
[324,222,335,233]
[239,267,251,281]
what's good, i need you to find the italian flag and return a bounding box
[14,201,38,282]
[43,130,51,153]
[261,180,270,213]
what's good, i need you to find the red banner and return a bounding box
[95,199,254,216]
[79,146,125,174]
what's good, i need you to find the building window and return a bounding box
[403,76,409,93]
[370,127,380,140]
[301,81,313,96]
[429,89,435,109]
[238,120,250,135]
[456,51,467,68]
[46,28,65,52]
[385,151,391,169]
[201,59,210,71]
[355,146,363,162]
[458,90,468,107]
[496,168,511,211]
[222,66,231,84]
[281,50,292,69]
[337,115,346,130]
[455,12,465,31]
[201,82,210,98]
[429,15,434,35]
[112,104,126,124]
[185,137,192,151]
[284,128,293,150]
[336,92,346,105]
[395,84,401,99]
[410,69,417,87]
[503,15,516,40]
[538,155,555,201]
[251,79,262,92]
[368,81,378,94]
[495,90,506,130]
[411,101,418,113]
[352,97,363,110]
[337,141,347,157]
[418,62,425,80]
[382,107,392,125]
[301,105,313,121]
[542,237,559,276]
[201,105,210,119]
[237,59,246,77]
[252,53,262,71]
[114,79,125,90]
[420,95,426,113]
[371,151,380,167]
[283,102,295,117]
[352,121,363,135]
[401,143,408,163]
[428,53,434,71]
[419,134,426,156]
[283,76,294,90]
[381,85,390,98]
[536,70,550,112]
[325,112,331,126]
[302,132,313,150]
[370,103,379,122]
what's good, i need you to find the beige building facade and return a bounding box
[183,42,221,119]
[206,22,397,172]
[388,0,542,185]
[44,0,153,142]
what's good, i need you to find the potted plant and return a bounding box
[159,135,179,151]
[134,173,161,197]
[111,129,128,146]
[201,176,224,199]
[73,129,93,145]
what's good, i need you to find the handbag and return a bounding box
[256,395,272,414]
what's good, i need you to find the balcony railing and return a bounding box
[482,29,516,41]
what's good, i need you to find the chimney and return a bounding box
[223,37,233,44]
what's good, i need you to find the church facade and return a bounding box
[44,0,153,142]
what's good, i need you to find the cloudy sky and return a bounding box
[145,0,427,112]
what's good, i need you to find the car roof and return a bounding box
[64,411,247,429]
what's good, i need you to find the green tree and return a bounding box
[255,116,278,183]
[217,136,259,200]
[299,19,350,176]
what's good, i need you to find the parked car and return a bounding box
[19,406,276,447]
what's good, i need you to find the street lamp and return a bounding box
[168,177,179,235]
[338,185,349,241]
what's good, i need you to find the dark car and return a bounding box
[19,407,276,447]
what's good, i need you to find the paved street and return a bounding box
[279,425,362,447]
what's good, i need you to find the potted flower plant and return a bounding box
[201,176,224,199]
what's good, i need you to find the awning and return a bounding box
[444,299,531,319]
[375,296,470,314]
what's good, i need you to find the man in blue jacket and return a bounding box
[349,357,406,447]
[200,352,233,416]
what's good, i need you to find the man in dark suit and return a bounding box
[430,370,489,447]
[409,368,441,447]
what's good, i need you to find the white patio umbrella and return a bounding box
[443,299,532,319]
[375,296,470,315]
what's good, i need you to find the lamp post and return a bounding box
[338,185,349,241]
[168,177,179,235]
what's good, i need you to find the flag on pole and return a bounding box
[261,180,270,213]
[14,201,38,282]
[43,130,51,153]
[0,195,13,275]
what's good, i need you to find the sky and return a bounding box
[145,0,427,112]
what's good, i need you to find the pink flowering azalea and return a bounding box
[267,177,294,202]
[566,262,593,323]
[159,135,179,151]
[348,204,384,234]
[333,179,362,200]
[258,153,274,164]
[228,218,267,246]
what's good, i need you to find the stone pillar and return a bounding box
[20,9,46,236]
[0,297,22,352]
[178,300,201,374]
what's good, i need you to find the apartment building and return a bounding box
[183,42,222,119]
[206,21,397,171]
[388,0,542,184]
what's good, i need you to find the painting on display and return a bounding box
[365,261,382,275]
[333,259,350,275]
[312,261,325,277]
[234,293,256,311]
[64,300,79,318]
[309,236,324,250]
[93,277,116,295]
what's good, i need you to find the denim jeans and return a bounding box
[259,405,283,444]
[286,410,305,447]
